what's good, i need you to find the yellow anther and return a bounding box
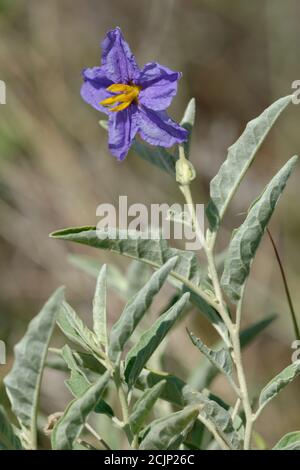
[100,83,140,112]
[110,101,132,112]
[107,83,134,93]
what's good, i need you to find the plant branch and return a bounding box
[177,145,254,450]
[197,413,230,450]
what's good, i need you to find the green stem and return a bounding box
[113,365,134,446]
[231,328,253,449]
[180,181,232,336]
[177,145,254,450]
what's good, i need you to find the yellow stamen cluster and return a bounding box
[100,83,141,112]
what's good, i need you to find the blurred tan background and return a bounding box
[1,0,300,448]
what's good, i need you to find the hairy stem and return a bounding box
[231,328,253,449]
[177,145,254,450]
[112,365,135,447]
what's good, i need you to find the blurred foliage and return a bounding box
[0,0,300,448]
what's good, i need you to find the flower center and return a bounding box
[100,83,141,112]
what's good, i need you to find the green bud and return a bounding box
[175,157,196,186]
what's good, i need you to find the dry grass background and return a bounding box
[1,0,300,448]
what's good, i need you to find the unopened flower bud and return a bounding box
[176,157,196,186]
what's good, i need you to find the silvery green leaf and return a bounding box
[129,381,166,434]
[125,293,190,387]
[180,98,196,134]
[61,345,113,417]
[51,228,204,288]
[47,349,107,375]
[190,314,276,390]
[136,369,241,449]
[57,301,99,354]
[126,260,151,298]
[259,361,300,411]
[207,95,292,231]
[92,265,108,349]
[72,351,107,375]
[176,97,196,159]
[56,309,88,352]
[139,405,199,450]
[51,371,110,450]
[65,370,88,397]
[187,329,233,377]
[0,406,22,450]
[50,227,223,331]
[62,346,92,397]
[131,140,177,175]
[108,257,178,361]
[221,155,298,303]
[4,287,64,449]
[68,254,128,299]
[273,431,300,450]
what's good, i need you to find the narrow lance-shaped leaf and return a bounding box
[61,345,114,418]
[50,227,225,333]
[206,95,292,231]
[139,405,199,450]
[126,260,151,298]
[136,369,241,449]
[55,348,241,450]
[108,257,178,361]
[190,314,276,390]
[221,155,298,303]
[62,345,91,398]
[180,97,196,135]
[51,371,110,450]
[92,265,108,349]
[4,287,64,449]
[129,381,166,435]
[125,293,190,387]
[51,228,204,289]
[187,329,233,378]
[57,301,99,354]
[273,431,300,450]
[176,97,196,159]
[258,361,300,411]
[0,406,22,450]
[56,307,89,352]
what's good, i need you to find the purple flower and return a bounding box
[81,27,188,160]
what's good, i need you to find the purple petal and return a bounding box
[101,27,140,84]
[81,67,113,114]
[138,62,181,111]
[108,104,139,160]
[138,106,188,147]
